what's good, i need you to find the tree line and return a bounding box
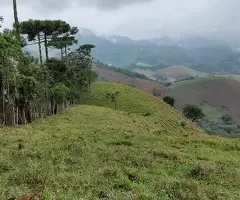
[0,12,98,126]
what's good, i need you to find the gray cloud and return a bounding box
[2,0,240,42]
[1,0,154,11]
[76,0,154,9]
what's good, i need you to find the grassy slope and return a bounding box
[169,76,240,122]
[0,82,240,200]
[93,63,167,96]
[157,66,205,80]
[133,66,205,82]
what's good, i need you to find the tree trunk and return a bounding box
[60,47,63,60]
[25,101,32,123]
[64,45,67,56]
[18,98,26,125]
[37,33,43,65]
[13,0,20,40]
[0,75,5,125]
[44,32,49,61]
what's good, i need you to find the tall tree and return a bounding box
[13,0,20,38]
[20,20,74,63]
[48,26,78,59]
[20,20,43,65]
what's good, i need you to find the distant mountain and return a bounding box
[25,28,240,74]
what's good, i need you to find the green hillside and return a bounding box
[1,82,240,199]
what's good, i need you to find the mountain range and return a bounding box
[25,28,240,74]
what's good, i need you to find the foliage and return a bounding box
[163,96,175,107]
[0,26,96,125]
[183,104,205,121]
[196,118,240,138]
[106,91,119,109]
[221,113,233,125]
[51,83,70,103]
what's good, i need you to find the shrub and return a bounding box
[183,104,204,121]
[221,113,233,125]
[163,96,175,107]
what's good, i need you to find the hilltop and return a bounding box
[1,82,239,199]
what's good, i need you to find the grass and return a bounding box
[0,82,240,199]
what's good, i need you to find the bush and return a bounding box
[183,104,204,121]
[221,113,233,125]
[163,96,175,107]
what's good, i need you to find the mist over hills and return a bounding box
[23,0,240,74]
[25,27,240,74]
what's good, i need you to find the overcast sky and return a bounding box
[0,0,237,39]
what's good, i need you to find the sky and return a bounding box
[0,0,237,39]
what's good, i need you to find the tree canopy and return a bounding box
[0,16,98,126]
[183,104,205,121]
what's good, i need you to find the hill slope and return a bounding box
[1,82,240,199]
[169,76,240,122]
[133,65,205,83]
[93,63,167,96]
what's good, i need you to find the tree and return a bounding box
[12,0,20,38]
[152,88,161,97]
[106,91,119,109]
[20,19,73,63]
[163,96,175,107]
[221,113,233,125]
[48,26,78,59]
[183,104,205,121]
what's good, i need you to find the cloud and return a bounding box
[1,0,154,11]
[76,0,154,9]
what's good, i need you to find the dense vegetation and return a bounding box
[0,15,97,126]
[183,105,205,121]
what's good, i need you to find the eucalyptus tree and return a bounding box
[0,30,24,125]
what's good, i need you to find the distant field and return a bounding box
[157,65,205,81]
[133,65,205,83]
[93,63,168,96]
[168,76,240,123]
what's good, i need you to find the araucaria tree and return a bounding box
[20,19,76,64]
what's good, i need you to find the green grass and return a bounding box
[0,82,240,199]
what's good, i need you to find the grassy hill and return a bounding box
[157,66,205,81]
[169,76,240,123]
[1,82,240,199]
[133,65,205,83]
[93,63,167,96]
